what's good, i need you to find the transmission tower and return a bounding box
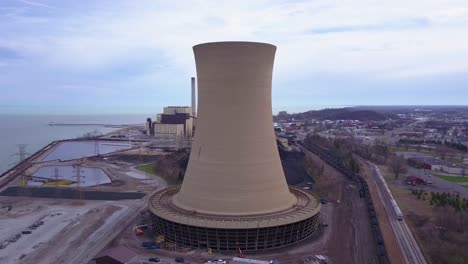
[15,144,29,163]
[72,165,85,201]
[96,173,100,190]
[12,144,30,173]
[93,166,100,190]
[128,131,134,147]
[54,167,62,199]
[94,140,100,156]
[13,145,31,198]
[139,146,144,163]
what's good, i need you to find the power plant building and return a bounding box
[153,106,194,138]
[153,123,185,137]
[149,42,320,251]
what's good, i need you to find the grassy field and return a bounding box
[135,164,157,175]
[434,174,468,183]
[390,147,439,157]
[390,147,465,165]
[463,185,468,189]
[389,185,435,217]
[135,163,179,185]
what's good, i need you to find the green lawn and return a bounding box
[135,163,178,185]
[135,164,157,175]
[434,174,468,183]
[390,147,439,157]
[463,185,468,189]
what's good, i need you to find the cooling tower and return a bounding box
[172,42,297,215]
[149,41,321,252]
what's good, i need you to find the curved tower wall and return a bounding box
[172,42,297,215]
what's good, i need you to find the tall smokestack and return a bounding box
[191,77,196,117]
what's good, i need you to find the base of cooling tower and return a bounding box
[148,186,321,251]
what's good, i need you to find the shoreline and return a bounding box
[0,123,143,188]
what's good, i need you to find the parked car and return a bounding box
[175,257,185,262]
[149,257,160,262]
[142,242,160,249]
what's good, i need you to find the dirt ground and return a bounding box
[0,197,134,264]
[357,159,406,264]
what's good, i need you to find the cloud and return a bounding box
[22,0,465,79]
[0,47,22,60]
[0,0,468,112]
[306,18,431,34]
[18,0,55,9]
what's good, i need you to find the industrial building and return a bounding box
[145,118,153,136]
[149,41,321,251]
[154,106,194,138]
[147,77,197,139]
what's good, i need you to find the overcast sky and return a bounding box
[1,0,467,114]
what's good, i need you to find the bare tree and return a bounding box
[372,144,390,164]
[389,154,407,179]
[416,144,422,152]
[447,149,457,160]
[436,145,450,160]
[404,141,409,151]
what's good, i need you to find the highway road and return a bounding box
[367,162,427,264]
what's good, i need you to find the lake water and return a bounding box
[42,141,132,161]
[0,114,148,174]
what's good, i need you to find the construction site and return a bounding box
[0,134,169,264]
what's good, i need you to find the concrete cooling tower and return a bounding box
[149,41,321,251]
